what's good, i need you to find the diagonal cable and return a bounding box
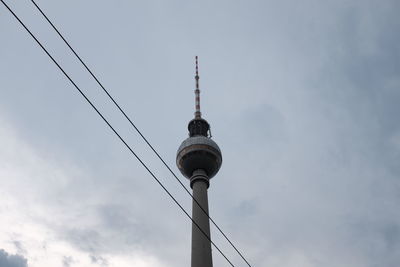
[0,1,236,266]
[28,1,252,266]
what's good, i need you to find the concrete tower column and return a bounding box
[191,169,212,267]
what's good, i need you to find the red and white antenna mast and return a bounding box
[194,56,201,119]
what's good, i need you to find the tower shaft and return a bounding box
[191,169,213,267]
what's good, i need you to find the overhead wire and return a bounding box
[27,1,252,266]
[0,1,236,266]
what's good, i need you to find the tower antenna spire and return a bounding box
[194,56,201,119]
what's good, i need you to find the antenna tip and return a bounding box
[195,56,199,79]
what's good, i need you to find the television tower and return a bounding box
[176,56,222,267]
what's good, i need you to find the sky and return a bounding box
[1,0,400,266]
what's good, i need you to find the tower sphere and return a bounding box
[176,135,222,180]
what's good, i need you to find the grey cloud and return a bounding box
[62,256,74,267]
[0,249,28,267]
[1,0,400,267]
[89,255,108,267]
[61,228,102,254]
[12,241,26,256]
[57,205,153,255]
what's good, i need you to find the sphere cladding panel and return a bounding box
[177,136,222,179]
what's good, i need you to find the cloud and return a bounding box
[0,249,28,267]
[62,256,74,267]
[12,241,27,256]
[0,116,174,266]
[1,0,400,267]
[89,254,108,266]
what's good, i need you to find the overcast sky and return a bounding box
[1,0,400,266]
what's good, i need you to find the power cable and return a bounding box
[28,1,252,266]
[0,1,236,266]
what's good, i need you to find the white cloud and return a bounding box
[0,117,167,267]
